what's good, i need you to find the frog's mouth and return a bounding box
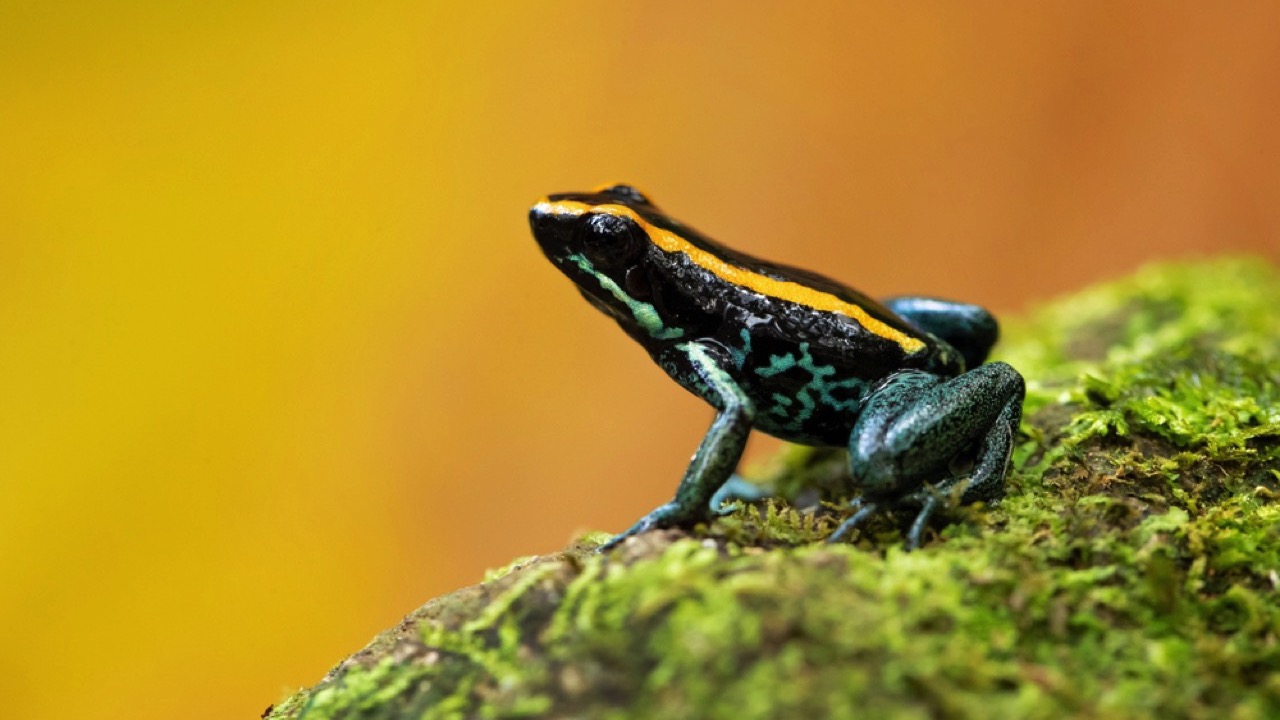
[566,254,684,341]
[578,287,620,319]
[566,253,632,321]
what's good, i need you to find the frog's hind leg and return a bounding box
[842,362,1025,548]
[884,296,999,370]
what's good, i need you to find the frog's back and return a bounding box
[629,211,960,444]
[632,206,953,375]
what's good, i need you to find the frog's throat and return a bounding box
[566,253,685,341]
[536,200,926,354]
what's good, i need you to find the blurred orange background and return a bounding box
[2,2,1278,718]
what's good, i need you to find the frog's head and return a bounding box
[530,184,678,338]
[529,183,656,273]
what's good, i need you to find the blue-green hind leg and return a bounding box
[954,385,1022,505]
[884,296,1000,370]
[599,341,754,551]
[836,362,1025,548]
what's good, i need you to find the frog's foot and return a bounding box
[883,295,999,370]
[827,485,959,549]
[709,474,774,516]
[899,485,960,550]
[597,502,686,552]
[826,498,881,544]
[600,470,771,551]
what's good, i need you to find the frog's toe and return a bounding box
[596,532,630,553]
[827,499,879,544]
[709,475,773,515]
[903,494,942,550]
[597,502,686,552]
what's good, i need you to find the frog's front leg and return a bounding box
[709,474,773,515]
[599,340,755,551]
[831,361,1025,549]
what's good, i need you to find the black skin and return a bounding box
[530,184,1025,550]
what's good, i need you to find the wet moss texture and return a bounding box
[266,258,1280,720]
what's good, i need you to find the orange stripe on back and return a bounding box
[537,199,926,354]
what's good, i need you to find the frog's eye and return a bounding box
[578,212,647,269]
[596,184,655,208]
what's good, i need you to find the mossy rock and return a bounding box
[266,258,1280,720]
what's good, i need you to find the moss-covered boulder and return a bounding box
[266,258,1280,720]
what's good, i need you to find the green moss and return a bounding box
[265,258,1280,720]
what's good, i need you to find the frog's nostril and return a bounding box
[529,204,549,232]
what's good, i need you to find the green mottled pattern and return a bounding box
[752,343,865,434]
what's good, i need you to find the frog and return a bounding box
[529,183,1025,550]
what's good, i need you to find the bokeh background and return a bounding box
[3,2,1278,718]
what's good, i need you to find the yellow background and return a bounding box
[2,3,1278,718]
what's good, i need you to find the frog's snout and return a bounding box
[528,201,562,251]
[528,201,553,234]
[529,200,579,264]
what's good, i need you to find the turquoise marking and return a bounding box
[754,343,866,431]
[568,253,684,341]
[727,328,753,368]
[793,385,817,425]
[797,344,863,414]
[755,352,798,378]
[798,350,836,379]
[767,392,794,418]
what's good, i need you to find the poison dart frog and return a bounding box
[529,184,1025,550]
